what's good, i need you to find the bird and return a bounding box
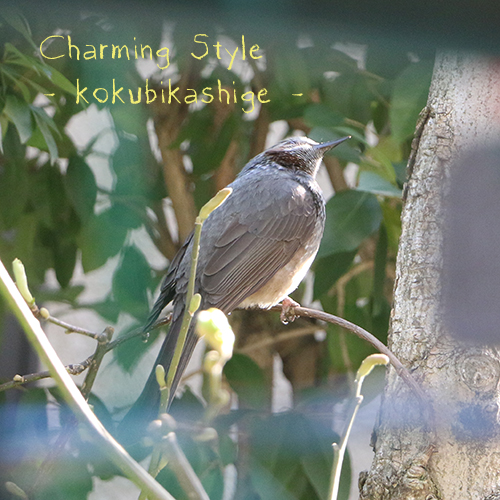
[120,135,349,437]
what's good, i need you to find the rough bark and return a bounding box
[359,53,500,499]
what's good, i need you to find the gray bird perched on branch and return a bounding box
[120,135,349,436]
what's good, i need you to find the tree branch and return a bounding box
[152,64,200,243]
[0,359,92,392]
[0,258,175,500]
[323,155,349,192]
[271,304,428,405]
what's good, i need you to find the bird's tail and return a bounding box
[116,310,199,446]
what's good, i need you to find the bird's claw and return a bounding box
[280,297,300,324]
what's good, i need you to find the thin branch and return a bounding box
[153,64,199,243]
[0,258,175,500]
[80,326,114,399]
[0,315,174,393]
[237,326,319,354]
[0,359,92,392]
[105,314,172,352]
[41,312,101,339]
[161,432,210,500]
[143,189,231,497]
[270,304,427,405]
[323,156,349,193]
[328,260,374,297]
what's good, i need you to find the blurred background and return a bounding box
[0,1,495,499]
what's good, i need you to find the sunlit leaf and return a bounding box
[357,171,402,197]
[318,190,383,257]
[313,251,357,299]
[390,60,434,143]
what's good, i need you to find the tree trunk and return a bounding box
[359,53,500,499]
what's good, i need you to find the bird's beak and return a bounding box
[315,136,351,153]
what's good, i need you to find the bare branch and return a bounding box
[237,325,319,354]
[41,312,101,339]
[0,359,92,392]
[161,432,210,500]
[323,155,349,192]
[80,327,114,399]
[152,65,200,243]
[270,304,428,406]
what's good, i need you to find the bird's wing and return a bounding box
[201,179,320,312]
[143,232,194,332]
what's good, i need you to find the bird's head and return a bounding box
[263,136,350,176]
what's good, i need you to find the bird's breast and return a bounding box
[238,239,319,309]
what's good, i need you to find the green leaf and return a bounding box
[301,424,350,500]
[3,42,42,73]
[1,9,37,51]
[65,155,97,223]
[318,190,383,257]
[91,297,122,324]
[3,95,32,143]
[0,151,28,228]
[43,66,78,96]
[112,245,151,321]
[31,108,58,163]
[303,104,344,129]
[78,209,128,272]
[37,455,93,500]
[357,171,402,197]
[323,72,374,125]
[250,462,298,500]
[313,251,357,299]
[113,321,158,372]
[365,45,411,80]
[36,285,84,305]
[380,199,402,252]
[53,238,78,288]
[390,60,434,143]
[224,353,268,410]
[309,127,360,164]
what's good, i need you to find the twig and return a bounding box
[161,432,210,500]
[142,189,232,497]
[328,354,389,500]
[163,188,232,404]
[153,63,199,242]
[105,314,173,353]
[80,326,114,399]
[0,258,175,500]
[328,260,374,297]
[163,221,202,403]
[0,359,92,392]
[323,156,349,193]
[0,315,174,393]
[41,312,101,339]
[236,325,319,354]
[270,304,427,404]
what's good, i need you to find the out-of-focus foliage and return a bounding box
[0,8,433,500]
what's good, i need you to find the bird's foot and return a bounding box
[280,297,300,324]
